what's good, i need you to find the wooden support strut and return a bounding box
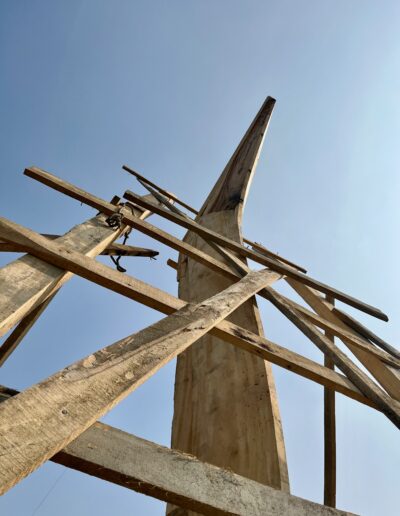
[260,287,400,428]
[324,295,336,508]
[0,237,159,258]
[285,279,400,402]
[0,267,280,494]
[0,388,356,516]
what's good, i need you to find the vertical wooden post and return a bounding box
[169,98,289,516]
[324,295,336,507]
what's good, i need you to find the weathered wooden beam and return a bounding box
[0,388,355,516]
[101,243,158,257]
[56,423,356,516]
[247,240,307,273]
[261,287,400,428]
[124,190,388,322]
[332,307,400,359]
[286,279,400,402]
[324,296,336,508]
[0,268,279,494]
[123,164,198,215]
[282,294,399,368]
[0,216,183,316]
[0,238,158,258]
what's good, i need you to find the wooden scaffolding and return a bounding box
[0,97,398,515]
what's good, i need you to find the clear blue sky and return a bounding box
[1,1,399,515]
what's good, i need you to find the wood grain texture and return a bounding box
[0,268,275,494]
[0,389,357,516]
[286,279,400,402]
[262,287,400,428]
[169,98,289,516]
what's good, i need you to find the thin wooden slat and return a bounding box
[0,268,279,494]
[324,295,336,508]
[123,164,198,215]
[332,307,400,359]
[281,293,399,368]
[247,240,307,273]
[0,239,158,258]
[286,278,400,402]
[261,287,400,428]
[124,190,388,322]
[101,243,158,257]
[0,389,356,516]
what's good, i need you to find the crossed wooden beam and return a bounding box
[0,164,398,515]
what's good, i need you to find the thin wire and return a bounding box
[31,469,67,516]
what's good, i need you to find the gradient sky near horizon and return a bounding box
[1,1,400,515]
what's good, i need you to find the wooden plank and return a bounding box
[0,268,279,494]
[324,295,336,508]
[0,238,158,258]
[248,240,307,273]
[0,388,356,516]
[123,164,198,215]
[124,190,388,322]
[101,243,158,257]
[0,216,184,315]
[332,307,400,359]
[56,423,356,516]
[261,287,400,428]
[166,249,400,371]
[286,279,400,402]
[279,293,399,368]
